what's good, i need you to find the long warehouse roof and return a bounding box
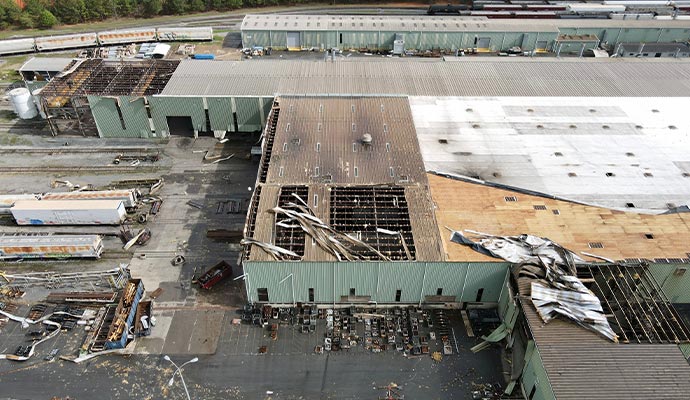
[161,58,690,97]
[241,14,690,32]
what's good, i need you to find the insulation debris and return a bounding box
[450,229,617,342]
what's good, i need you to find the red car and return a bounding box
[198,261,233,289]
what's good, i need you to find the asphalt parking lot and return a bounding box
[0,128,506,399]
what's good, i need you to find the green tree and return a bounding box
[38,9,58,28]
[141,0,163,17]
[51,0,87,25]
[0,0,21,29]
[17,12,35,28]
[115,0,136,17]
[84,0,112,21]
[211,0,241,10]
[163,0,187,15]
[188,0,207,12]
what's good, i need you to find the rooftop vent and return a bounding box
[533,205,547,210]
[361,133,372,146]
[588,242,604,249]
[504,196,518,202]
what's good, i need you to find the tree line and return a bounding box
[0,0,340,30]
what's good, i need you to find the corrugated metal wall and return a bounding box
[244,27,690,52]
[88,95,152,138]
[521,340,557,400]
[648,263,690,303]
[207,97,235,132]
[149,96,206,136]
[235,97,266,132]
[243,261,509,304]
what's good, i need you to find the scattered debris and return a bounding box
[148,288,163,299]
[432,351,442,362]
[210,154,234,164]
[187,200,204,209]
[451,229,616,341]
[171,255,186,266]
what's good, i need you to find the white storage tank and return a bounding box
[8,88,38,119]
[11,199,126,225]
[32,87,46,119]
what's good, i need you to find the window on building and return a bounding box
[437,288,443,296]
[349,288,356,296]
[257,288,269,302]
[309,288,314,302]
[395,290,402,302]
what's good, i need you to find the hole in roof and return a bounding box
[684,173,690,177]
[669,125,677,130]
[644,233,654,239]
[472,124,480,129]
[465,108,473,112]
[536,124,544,129]
[652,109,659,113]
[589,109,596,113]
[626,152,635,157]
[527,108,534,113]
[438,139,448,144]
[626,202,635,208]
[492,172,501,178]
[605,172,615,177]
[554,152,563,157]
[635,125,643,129]
[568,172,577,177]
[644,172,653,177]
[569,124,577,129]
[602,125,610,129]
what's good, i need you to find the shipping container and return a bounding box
[567,4,627,13]
[193,53,215,60]
[11,199,126,225]
[0,194,39,214]
[156,27,214,42]
[35,33,98,51]
[0,38,35,55]
[0,234,103,259]
[98,29,157,45]
[41,189,139,208]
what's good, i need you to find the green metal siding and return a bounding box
[521,341,557,400]
[235,97,263,132]
[243,261,509,304]
[679,343,690,360]
[26,81,48,94]
[206,97,234,132]
[272,31,287,50]
[462,263,507,303]
[649,263,690,303]
[89,95,152,138]
[149,96,206,136]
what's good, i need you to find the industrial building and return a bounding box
[615,41,690,57]
[241,14,690,54]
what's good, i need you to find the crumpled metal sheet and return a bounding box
[450,229,617,342]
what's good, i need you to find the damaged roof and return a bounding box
[428,173,690,263]
[245,96,444,263]
[522,298,690,400]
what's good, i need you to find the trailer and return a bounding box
[11,199,126,225]
[156,27,214,42]
[0,38,35,55]
[0,234,103,260]
[197,261,233,290]
[35,33,98,51]
[0,194,39,214]
[98,29,157,45]
[41,189,140,209]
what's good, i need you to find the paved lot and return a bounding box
[0,131,506,399]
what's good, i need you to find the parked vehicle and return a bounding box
[197,261,232,290]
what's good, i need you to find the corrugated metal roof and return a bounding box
[414,96,690,211]
[19,57,73,72]
[161,58,690,97]
[247,96,444,263]
[241,14,690,32]
[522,298,690,400]
[242,14,556,33]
